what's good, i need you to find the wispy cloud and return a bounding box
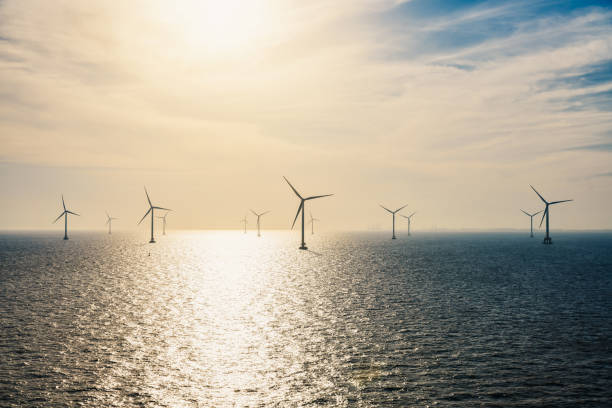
[1,0,611,229]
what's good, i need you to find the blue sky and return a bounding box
[0,0,611,230]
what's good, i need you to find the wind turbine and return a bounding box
[105,211,118,235]
[530,185,573,244]
[241,215,248,234]
[138,187,171,243]
[156,212,169,235]
[284,177,333,250]
[520,209,542,238]
[250,209,270,237]
[400,212,416,236]
[380,204,408,239]
[53,195,79,240]
[308,212,320,235]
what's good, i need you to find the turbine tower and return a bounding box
[380,204,408,239]
[53,195,80,240]
[284,177,333,250]
[309,212,320,235]
[530,185,572,244]
[105,211,118,235]
[520,209,542,238]
[138,187,171,243]
[156,212,169,235]
[241,215,248,234]
[400,212,416,236]
[250,209,270,237]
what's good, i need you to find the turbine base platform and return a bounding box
[63,237,69,240]
[392,237,396,240]
[299,245,308,250]
[149,239,156,244]
[543,237,552,245]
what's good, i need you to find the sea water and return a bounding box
[1,231,611,407]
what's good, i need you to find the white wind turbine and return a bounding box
[156,212,169,235]
[250,209,270,237]
[138,187,171,243]
[380,204,408,239]
[284,177,333,250]
[53,195,80,240]
[400,212,416,236]
[105,211,118,235]
[520,209,542,238]
[308,212,320,235]
[530,185,572,245]
[241,214,248,234]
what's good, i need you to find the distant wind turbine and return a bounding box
[53,195,80,240]
[241,215,248,234]
[308,212,320,235]
[284,177,333,250]
[250,209,270,237]
[138,187,171,243]
[530,185,573,244]
[400,212,416,236]
[380,204,408,239]
[520,209,542,238]
[156,212,169,235]
[105,211,118,235]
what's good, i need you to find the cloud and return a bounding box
[566,143,612,151]
[1,0,612,229]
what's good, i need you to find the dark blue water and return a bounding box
[1,231,611,407]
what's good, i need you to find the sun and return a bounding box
[155,0,276,57]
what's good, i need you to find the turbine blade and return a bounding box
[399,214,408,219]
[153,206,171,211]
[520,209,530,216]
[305,194,333,200]
[291,201,303,230]
[283,177,303,199]
[106,210,110,219]
[144,187,152,207]
[138,208,151,225]
[409,212,416,218]
[67,211,80,216]
[530,185,548,204]
[394,204,409,213]
[539,207,548,228]
[261,211,270,216]
[250,209,258,216]
[380,204,394,213]
[106,219,110,225]
[53,212,65,223]
[533,210,542,216]
[550,199,573,205]
[62,195,66,211]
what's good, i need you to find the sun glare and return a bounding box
[156,0,276,57]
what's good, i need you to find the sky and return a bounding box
[1,0,611,232]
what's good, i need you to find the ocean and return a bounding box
[1,231,611,407]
